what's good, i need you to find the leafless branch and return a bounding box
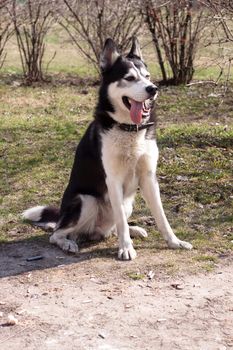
[55,0,143,73]
[143,0,211,85]
[0,0,13,70]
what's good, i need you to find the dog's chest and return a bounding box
[101,128,150,193]
[102,128,146,165]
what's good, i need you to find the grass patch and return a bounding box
[127,272,145,281]
[194,255,218,263]
[0,81,232,273]
[157,124,233,148]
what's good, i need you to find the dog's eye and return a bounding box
[125,76,136,82]
[145,74,150,79]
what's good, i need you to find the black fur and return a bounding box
[61,122,107,210]
[41,206,60,222]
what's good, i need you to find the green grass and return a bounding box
[0,82,232,269]
[127,272,145,280]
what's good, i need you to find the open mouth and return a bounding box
[122,96,153,124]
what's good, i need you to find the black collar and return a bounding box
[118,122,154,132]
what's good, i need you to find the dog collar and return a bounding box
[118,122,154,132]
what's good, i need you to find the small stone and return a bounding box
[193,283,201,287]
[11,81,21,87]
[6,314,18,325]
[147,270,155,280]
[176,175,188,182]
[16,309,26,315]
[171,283,184,290]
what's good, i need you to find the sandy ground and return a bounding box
[0,240,232,350]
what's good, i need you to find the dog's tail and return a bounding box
[22,205,60,230]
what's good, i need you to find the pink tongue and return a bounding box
[130,100,143,124]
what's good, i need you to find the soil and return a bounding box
[0,240,232,350]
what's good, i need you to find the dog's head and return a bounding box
[100,37,158,125]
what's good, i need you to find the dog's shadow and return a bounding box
[0,234,118,279]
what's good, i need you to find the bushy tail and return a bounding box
[22,205,60,230]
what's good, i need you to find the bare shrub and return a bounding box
[203,0,233,42]
[7,0,54,84]
[199,0,233,86]
[0,0,13,70]
[143,0,211,85]
[56,0,143,73]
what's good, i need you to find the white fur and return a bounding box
[139,66,150,78]
[22,205,45,221]
[101,127,151,259]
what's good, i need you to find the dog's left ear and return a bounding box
[127,36,143,60]
[100,38,120,71]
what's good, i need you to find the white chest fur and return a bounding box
[101,127,158,197]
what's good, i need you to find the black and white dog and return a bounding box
[23,38,192,260]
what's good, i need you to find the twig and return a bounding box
[186,80,217,86]
[0,326,35,345]
[45,50,56,74]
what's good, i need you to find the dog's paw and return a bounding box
[167,239,193,250]
[62,239,79,254]
[129,226,148,239]
[50,236,79,254]
[118,244,137,260]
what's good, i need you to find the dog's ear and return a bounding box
[127,36,143,60]
[100,38,120,71]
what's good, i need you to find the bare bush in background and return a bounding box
[143,0,212,85]
[0,0,13,70]
[0,0,231,85]
[56,0,143,73]
[204,0,233,42]
[200,0,233,84]
[6,0,54,84]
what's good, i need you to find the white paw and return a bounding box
[49,234,57,244]
[129,226,148,239]
[61,239,79,253]
[118,244,137,260]
[50,235,79,254]
[167,239,193,250]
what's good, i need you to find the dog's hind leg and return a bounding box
[50,195,98,254]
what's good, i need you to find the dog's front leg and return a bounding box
[106,177,137,260]
[140,171,192,250]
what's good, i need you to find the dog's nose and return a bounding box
[146,85,158,96]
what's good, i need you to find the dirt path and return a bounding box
[0,241,232,350]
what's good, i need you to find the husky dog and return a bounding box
[23,38,192,260]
